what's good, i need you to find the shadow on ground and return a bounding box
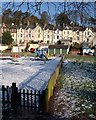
[2,110,95,120]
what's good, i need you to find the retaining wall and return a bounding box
[46,57,63,112]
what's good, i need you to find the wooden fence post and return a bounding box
[41,88,48,113]
[2,85,5,108]
[11,83,18,112]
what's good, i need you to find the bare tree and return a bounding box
[2,1,96,27]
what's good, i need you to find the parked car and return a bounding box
[29,48,35,53]
[83,47,94,56]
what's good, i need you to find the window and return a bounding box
[38,34,40,38]
[77,36,79,40]
[67,31,69,34]
[77,31,79,35]
[20,40,22,43]
[57,36,59,39]
[38,29,40,33]
[87,38,89,42]
[47,35,49,38]
[57,30,59,34]
[29,34,31,37]
[21,34,22,37]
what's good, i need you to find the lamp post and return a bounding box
[43,27,44,43]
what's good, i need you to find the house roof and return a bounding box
[44,24,54,30]
[53,26,63,31]
[39,43,49,46]
[9,24,36,30]
[49,45,68,49]
[85,27,96,32]
[63,26,73,30]
[73,26,85,31]
[17,25,27,29]
[26,25,36,29]
[92,27,96,32]
[9,25,17,29]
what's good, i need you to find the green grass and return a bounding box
[1,52,34,57]
[64,54,96,63]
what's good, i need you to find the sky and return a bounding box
[1,1,95,15]
[1,2,61,16]
[1,1,96,25]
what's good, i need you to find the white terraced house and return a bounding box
[53,26,63,44]
[72,26,85,44]
[9,24,35,45]
[2,23,96,46]
[33,24,43,43]
[43,25,53,44]
[62,26,73,44]
[24,26,35,43]
[92,28,96,45]
[84,27,96,46]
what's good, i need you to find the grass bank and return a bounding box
[64,54,96,63]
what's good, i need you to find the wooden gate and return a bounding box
[2,83,48,114]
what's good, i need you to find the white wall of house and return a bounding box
[44,29,53,44]
[84,28,94,45]
[33,25,43,42]
[12,45,26,52]
[11,27,35,45]
[16,28,25,44]
[24,28,34,43]
[0,45,8,51]
[11,32,17,43]
[72,30,84,43]
[93,32,96,45]
[63,29,73,41]
[2,24,96,46]
[28,44,39,50]
[53,29,62,44]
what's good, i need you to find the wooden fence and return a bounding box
[2,83,48,114]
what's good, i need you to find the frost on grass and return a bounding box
[53,59,96,119]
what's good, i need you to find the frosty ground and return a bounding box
[1,55,96,120]
[0,56,61,91]
[50,58,96,120]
